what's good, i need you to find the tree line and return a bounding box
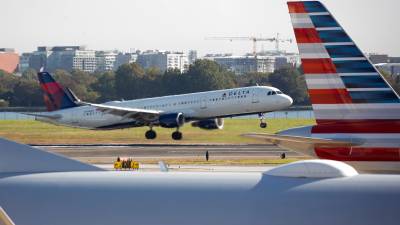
[8,59,400,108]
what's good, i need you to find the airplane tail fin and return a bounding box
[37,72,79,112]
[288,1,400,129]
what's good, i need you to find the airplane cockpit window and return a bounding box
[267,91,272,95]
[276,91,283,94]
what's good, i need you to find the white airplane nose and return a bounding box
[283,94,293,107]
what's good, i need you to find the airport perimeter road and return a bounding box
[34,144,304,163]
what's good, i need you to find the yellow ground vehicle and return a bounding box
[114,158,139,170]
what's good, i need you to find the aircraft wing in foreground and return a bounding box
[0,136,400,225]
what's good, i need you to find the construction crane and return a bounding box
[205,33,292,56]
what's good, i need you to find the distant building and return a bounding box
[375,63,400,76]
[26,46,92,72]
[72,49,97,73]
[368,54,389,64]
[205,51,299,75]
[47,46,83,72]
[96,51,117,72]
[188,50,198,64]
[0,48,19,74]
[137,50,188,73]
[204,54,275,75]
[19,53,32,73]
[389,57,400,63]
[114,52,138,69]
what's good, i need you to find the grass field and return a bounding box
[0,119,315,145]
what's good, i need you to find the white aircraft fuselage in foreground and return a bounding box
[34,72,292,140]
[0,137,399,225]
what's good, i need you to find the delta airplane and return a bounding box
[0,137,399,225]
[32,72,292,140]
[245,1,400,173]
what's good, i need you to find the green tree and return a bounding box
[11,79,42,106]
[269,67,309,105]
[115,63,145,100]
[186,59,237,92]
[0,71,18,104]
[92,71,117,102]
[52,69,99,102]
[236,72,270,87]
[21,68,38,80]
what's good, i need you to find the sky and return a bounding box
[1,0,399,56]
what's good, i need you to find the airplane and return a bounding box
[244,1,400,173]
[31,72,293,140]
[0,137,399,225]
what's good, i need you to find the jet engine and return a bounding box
[159,113,185,128]
[192,118,224,130]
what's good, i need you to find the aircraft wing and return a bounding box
[80,102,161,122]
[242,133,358,157]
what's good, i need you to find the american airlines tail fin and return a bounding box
[0,138,103,174]
[37,72,79,112]
[288,1,400,128]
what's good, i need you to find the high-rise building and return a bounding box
[188,50,198,64]
[137,50,188,73]
[114,52,138,69]
[0,48,19,74]
[96,51,117,72]
[19,53,32,73]
[72,50,97,73]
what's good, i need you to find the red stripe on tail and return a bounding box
[302,58,337,74]
[294,28,321,43]
[308,89,352,104]
[288,2,306,13]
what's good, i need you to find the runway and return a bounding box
[95,163,277,172]
[35,144,305,165]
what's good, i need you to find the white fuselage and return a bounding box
[0,171,399,225]
[37,86,292,129]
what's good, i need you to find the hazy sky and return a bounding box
[2,0,399,56]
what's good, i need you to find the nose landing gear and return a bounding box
[259,113,267,128]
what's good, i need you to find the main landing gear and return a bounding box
[172,129,183,140]
[145,128,157,140]
[145,127,183,140]
[259,113,267,128]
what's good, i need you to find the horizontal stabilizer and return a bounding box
[21,113,62,120]
[242,133,358,157]
[0,138,103,174]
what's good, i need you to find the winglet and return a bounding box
[0,207,15,225]
[159,161,169,172]
[0,138,103,174]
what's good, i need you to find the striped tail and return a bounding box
[37,72,79,112]
[288,1,400,163]
[288,1,400,128]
